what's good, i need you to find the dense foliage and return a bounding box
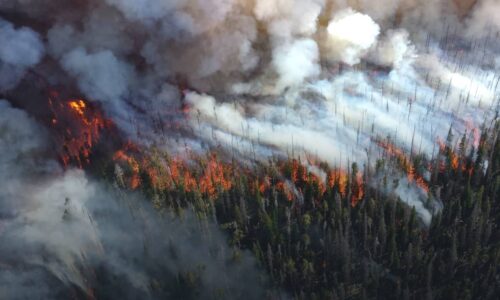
[103,120,499,299]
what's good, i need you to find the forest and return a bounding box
[1,1,499,298]
[99,119,500,299]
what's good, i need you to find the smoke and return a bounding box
[0,0,499,226]
[0,100,273,299]
[465,0,500,38]
[392,177,442,225]
[324,8,380,65]
[61,48,134,102]
[272,38,320,91]
[254,0,325,37]
[0,18,44,91]
[368,29,416,68]
[371,159,441,225]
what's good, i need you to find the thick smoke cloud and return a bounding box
[0,0,499,226]
[254,0,325,37]
[0,100,273,299]
[368,29,415,68]
[324,8,380,65]
[61,48,135,102]
[0,18,44,91]
[272,39,320,91]
[465,0,500,38]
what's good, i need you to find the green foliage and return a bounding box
[118,121,500,299]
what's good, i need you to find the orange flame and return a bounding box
[49,93,108,168]
[276,181,294,201]
[328,169,348,196]
[377,139,429,193]
[112,149,234,198]
[68,100,86,116]
[436,136,473,174]
[199,154,233,197]
[112,148,367,206]
[352,171,364,206]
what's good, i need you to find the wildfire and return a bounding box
[328,169,348,196]
[436,136,474,175]
[167,157,198,192]
[377,139,429,193]
[451,155,459,170]
[199,154,233,196]
[113,147,141,189]
[276,181,294,202]
[112,147,234,198]
[290,159,309,184]
[68,100,86,116]
[111,147,369,206]
[352,171,364,206]
[48,92,109,168]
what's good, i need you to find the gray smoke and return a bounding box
[0,100,273,299]
[0,17,44,91]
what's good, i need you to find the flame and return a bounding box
[328,169,348,196]
[168,157,198,192]
[451,155,459,170]
[377,139,429,193]
[112,148,233,198]
[199,154,233,197]
[290,159,308,184]
[402,133,475,191]
[113,148,141,189]
[436,136,474,175]
[111,148,368,205]
[48,93,109,168]
[352,171,364,206]
[276,181,294,201]
[68,100,86,116]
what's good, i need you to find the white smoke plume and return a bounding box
[272,38,320,91]
[323,8,381,65]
